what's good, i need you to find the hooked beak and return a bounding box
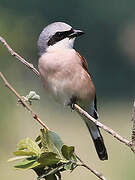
[68,29,84,38]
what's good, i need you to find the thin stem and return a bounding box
[0,36,40,76]
[75,154,107,180]
[0,72,50,131]
[74,104,132,148]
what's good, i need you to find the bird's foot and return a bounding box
[70,103,75,110]
[68,96,77,111]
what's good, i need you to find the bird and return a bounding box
[37,22,108,160]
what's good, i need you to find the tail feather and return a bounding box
[77,95,108,160]
[94,136,108,160]
[85,120,108,160]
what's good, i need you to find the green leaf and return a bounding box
[8,156,29,162]
[26,137,41,156]
[14,159,40,169]
[40,129,65,160]
[61,145,75,160]
[40,129,52,152]
[64,163,73,170]
[37,152,60,166]
[28,161,41,169]
[13,150,37,156]
[15,138,41,156]
[17,139,28,150]
[64,162,77,171]
[71,154,77,162]
[35,135,41,142]
[49,131,64,153]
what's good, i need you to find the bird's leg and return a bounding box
[70,103,75,110]
[68,96,77,110]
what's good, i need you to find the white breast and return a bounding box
[38,48,80,105]
[38,48,94,106]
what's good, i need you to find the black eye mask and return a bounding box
[48,28,74,46]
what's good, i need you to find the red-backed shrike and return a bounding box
[37,22,108,160]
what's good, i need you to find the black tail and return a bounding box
[85,120,108,160]
[92,130,108,160]
[78,95,108,160]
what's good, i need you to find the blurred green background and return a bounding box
[0,0,135,179]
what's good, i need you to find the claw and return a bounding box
[68,96,77,110]
[70,103,75,110]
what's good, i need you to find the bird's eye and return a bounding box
[56,32,62,37]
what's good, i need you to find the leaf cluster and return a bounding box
[8,129,78,180]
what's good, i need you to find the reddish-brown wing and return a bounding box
[76,51,88,73]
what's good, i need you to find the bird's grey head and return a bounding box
[37,22,84,56]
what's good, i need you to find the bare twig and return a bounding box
[0,72,49,131]
[75,154,107,180]
[131,101,135,152]
[0,36,40,76]
[74,104,132,148]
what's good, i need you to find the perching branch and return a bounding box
[0,36,134,152]
[0,36,40,76]
[74,104,132,149]
[0,72,107,180]
[0,72,49,131]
